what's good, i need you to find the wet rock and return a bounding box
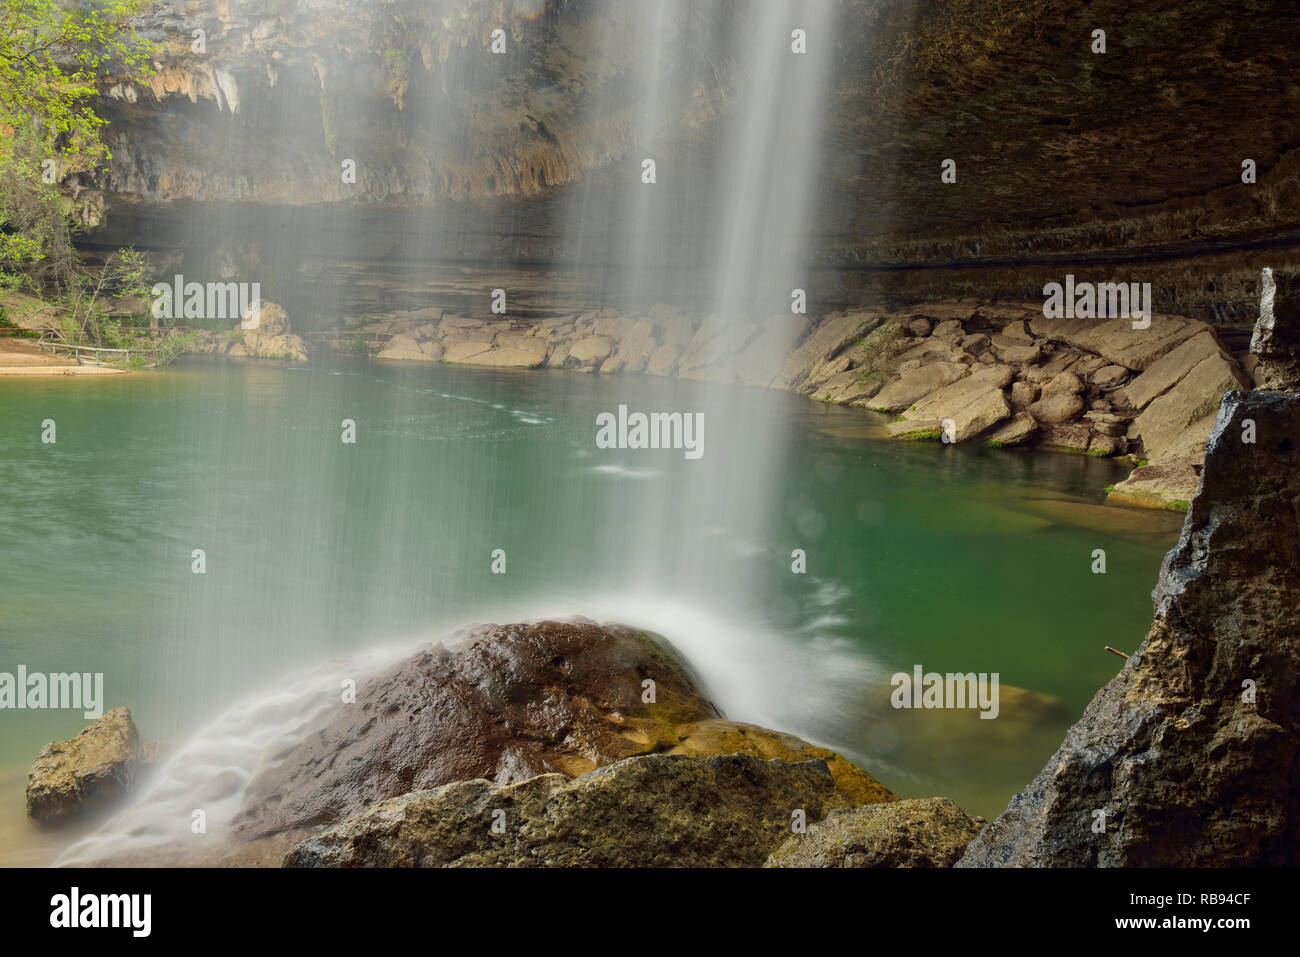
[1250,267,1300,390]
[765,798,982,868]
[283,753,859,868]
[27,707,140,824]
[813,367,885,405]
[666,719,895,806]
[1106,459,1200,510]
[1086,433,1122,457]
[902,371,1013,442]
[232,620,720,840]
[900,365,1014,433]
[886,418,943,440]
[961,390,1300,866]
[1036,422,1094,453]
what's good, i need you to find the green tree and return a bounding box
[1,0,153,287]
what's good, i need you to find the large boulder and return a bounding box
[899,364,1014,441]
[567,334,616,366]
[776,310,881,391]
[960,391,1300,866]
[242,301,289,336]
[451,335,549,368]
[864,361,968,413]
[765,798,982,868]
[1127,348,1250,460]
[231,620,719,840]
[1250,267,1300,390]
[1118,330,1235,411]
[26,707,141,824]
[375,333,428,361]
[1027,391,1085,425]
[283,753,859,868]
[239,301,308,360]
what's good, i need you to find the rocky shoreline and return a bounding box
[187,290,1261,511]
[7,268,1264,510]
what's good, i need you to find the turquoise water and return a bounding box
[0,360,1183,863]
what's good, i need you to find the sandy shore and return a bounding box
[0,337,128,376]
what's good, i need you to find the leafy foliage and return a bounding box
[0,0,153,286]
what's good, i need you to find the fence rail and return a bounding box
[37,335,153,366]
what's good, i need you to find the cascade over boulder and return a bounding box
[231,619,893,842]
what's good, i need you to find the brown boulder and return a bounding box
[26,707,140,824]
[231,620,719,840]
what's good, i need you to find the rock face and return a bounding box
[765,798,982,868]
[283,753,858,868]
[959,389,1300,867]
[1250,268,1300,390]
[26,708,141,824]
[232,620,720,839]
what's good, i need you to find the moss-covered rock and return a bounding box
[668,718,895,806]
[283,753,859,868]
[764,797,982,868]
